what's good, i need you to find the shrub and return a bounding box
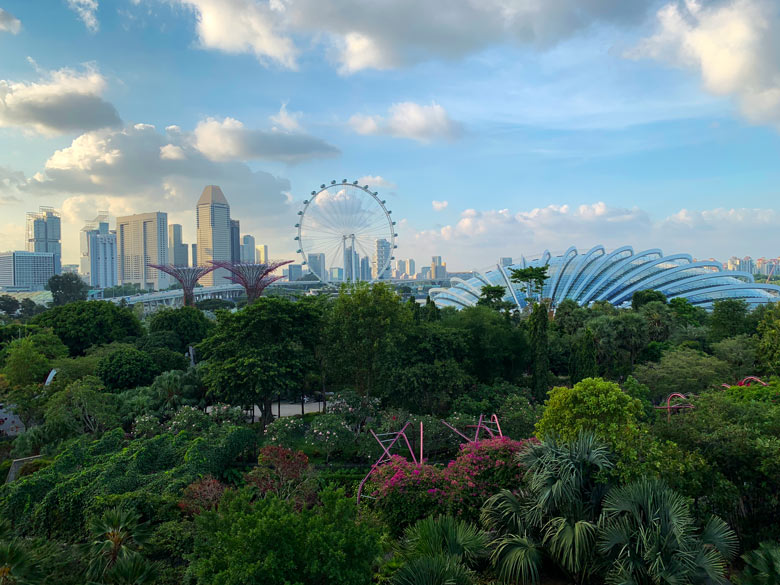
[208,403,246,426]
[305,414,353,461]
[178,476,225,516]
[264,416,305,447]
[132,414,161,438]
[96,347,156,391]
[168,406,211,434]
[245,445,316,505]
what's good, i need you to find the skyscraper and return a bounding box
[168,224,189,267]
[80,213,117,288]
[196,185,231,286]
[256,244,269,263]
[431,256,447,280]
[288,264,303,281]
[360,256,371,281]
[116,212,169,290]
[308,252,326,281]
[230,219,241,264]
[372,239,392,280]
[192,244,198,267]
[499,257,513,267]
[241,235,256,263]
[344,245,360,281]
[26,207,61,274]
[0,251,56,291]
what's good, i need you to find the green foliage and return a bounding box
[709,298,751,342]
[44,376,121,440]
[758,303,780,376]
[476,285,514,314]
[304,413,353,461]
[263,416,305,446]
[529,302,550,401]
[188,486,383,585]
[631,289,667,310]
[1,338,50,387]
[46,273,89,306]
[632,346,730,402]
[96,348,156,391]
[740,542,780,585]
[0,295,20,316]
[148,308,213,353]
[86,506,151,581]
[509,266,549,298]
[32,301,143,356]
[712,334,758,379]
[195,298,234,311]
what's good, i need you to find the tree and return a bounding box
[639,300,673,342]
[199,296,320,425]
[632,347,730,402]
[44,376,120,437]
[631,289,667,310]
[147,307,213,353]
[569,328,597,385]
[509,266,549,300]
[669,297,707,328]
[195,298,234,311]
[598,479,737,584]
[476,285,513,314]
[0,540,44,585]
[536,378,643,455]
[32,301,143,355]
[96,347,156,391]
[528,302,549,401]
[19,299,45,319]
[1,338,50,388]
[758,302,780,375]
[0,295,20,316]
[712,334,758,379]
[87,507,151,582]
[46,273,89,306]
[709,298,750,342]
[740,542,780,585]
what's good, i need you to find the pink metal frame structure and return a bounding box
[441,414,503,443]
[721,376,768,389]
[147,264,216,307]
[209,260,292,303]
[654,393,694,423]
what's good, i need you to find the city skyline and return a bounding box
[0,1,779,269]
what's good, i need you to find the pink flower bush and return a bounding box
[365,436,533,532]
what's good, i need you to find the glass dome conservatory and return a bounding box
[430,245,780,310]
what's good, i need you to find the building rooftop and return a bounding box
[198,185,228,206]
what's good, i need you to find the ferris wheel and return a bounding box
[294,179,397,283]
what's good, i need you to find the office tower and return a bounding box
[431,256,447,280]
[168,224,189,267]
[397,259,407,275]
[116,212,169,290]
[0,251,57,291]
[240,235,256,263]
[419,266,431,279]
[288,264,303,281]
[329,266,343,281]
[61,264,79,274]
[308,252,326,281]
[372,238,392,280]
[230,219,240,263]
[500,257,513,267]
[192,244,198,267]
[256,244,269,263]
[343,245,360,281]
[26,207,61,274]
[80,212,117,288]
[360,256,371,281]
[196,185,231,286]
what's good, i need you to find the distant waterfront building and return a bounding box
[419,266,431,279]
[344,245,360,281]
[116,212,169,290]
[192,244,198,267]
[308,252,326,281]
[256,245,269,263]
[431,256,447,280]
[329,266,344,281]
[196,186,231,286]
[373,239,392,280]
[26,207,61,274]
[168,224,189,267]
[230,219,241,264]
[62,264,79,275]
[80,213,117,288]
[0,251,57,291]
[241,235,256,263]
[288,264,303,282]
[360,256,372,281]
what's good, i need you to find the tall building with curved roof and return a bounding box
[430,245,780,310]
[196,185,231,286]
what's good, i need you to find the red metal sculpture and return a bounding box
[721,376,768,389]
[209,260,292,303]
[147,264,217,307]
[441,414,503,443]
[655,393,694,423]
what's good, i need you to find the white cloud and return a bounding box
[349,102,461,143]
[192,116,339,162]
[67,0,99,32]
[402,201,780,269]
[172,0,653,73]
[0,63,120,134]
[160,143,186,160]
[432,200,448,211]
[356,175,396,189]
[629,0,780,128]
[176,0,297,68]
[269,102,302,132]
[0,8,21,34]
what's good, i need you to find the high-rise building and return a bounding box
[62,264,79,275]
[308,253,326,281]
[396,258,415,277]
[329,266,343,281]
[419,266,431,279]
[196,185,231,286]
[80,213,117,289]
[116,212,169,290]
[344,245,360,281]
[431,256,447,280]
[26,207,61,274]
[0,251,57,291]
[256,245,269,263]
[192,244,198,267]
[168,224,189,267]
[230,219,241,264]
[372,239,392,280]
[360,256,371,281]
[241,235,256,263]
[499,257,513,267]
[288,264,303,282]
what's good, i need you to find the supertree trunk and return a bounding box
[209,260,292,303]
[147,265,217,307]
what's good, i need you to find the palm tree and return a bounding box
[392,516,489,585]
[740,542,780,585]
[86,508,150,582]
[90,553,158,585]
[0,541,43,585]
[482,432,613,585]
[598,478,738,585]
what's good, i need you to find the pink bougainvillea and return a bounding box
[365,436,534,531]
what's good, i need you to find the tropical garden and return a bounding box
[0,276,779,584]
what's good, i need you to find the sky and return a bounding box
[1,0,779,271]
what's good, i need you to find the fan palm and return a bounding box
[90,552,158,585]
[86,508,150,581]
[482,432,613,585]
[0,541,43,585]
[741,542,780,585]
[598,478,737,585]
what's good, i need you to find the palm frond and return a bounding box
[490,535,542,585]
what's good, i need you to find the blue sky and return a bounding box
[1,0,779,270]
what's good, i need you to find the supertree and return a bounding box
[147,264,217,307]
[209,260,292,303]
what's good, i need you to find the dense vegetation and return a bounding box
[0,284,779,584]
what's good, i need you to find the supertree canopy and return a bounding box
[210,260,292,303]
[147,264,216,307]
